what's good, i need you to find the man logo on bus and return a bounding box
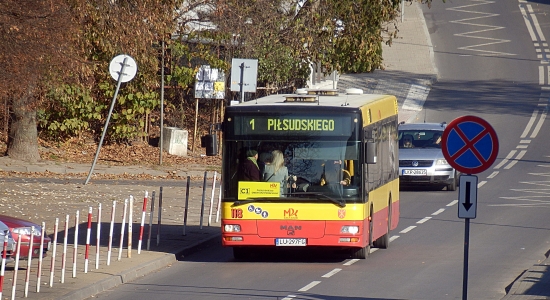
[338,209,346,219]
[284,208,298,219]
[280,225,301,236]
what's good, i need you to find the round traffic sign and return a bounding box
[109,54,137,83]
[441,115,499,174]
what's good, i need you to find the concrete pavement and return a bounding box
[0,1,545,299]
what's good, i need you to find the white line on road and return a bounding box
[400,226,416,233]
[417,217,431,224]
[432,208,445,216]
[322,268,342,278]
[478,181,487,188]
[504,150,527,169]
[487,171,499,179]
[530,109,547,138]
[494,150,517,169]
[298,281,321,292]
[343,259,359,266]
[520,110,538,138]
[447,200,458,206]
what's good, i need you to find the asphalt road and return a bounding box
[89,1,550,299]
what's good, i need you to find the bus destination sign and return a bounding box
[232,116,353,136]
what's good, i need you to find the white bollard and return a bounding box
[107,201,116,266]
[96,203,102,269]
[37,222,45,292]
[138,191,148,254]
[118,199,128,261]
[24,226,34,297]
[216,182,222,223]
[128,195,133,258]
[49,218,59,287]
[208,171,217,226]
[72,210,79,278]
[0,235,8,298]
[85,207,92,273]
[61,214,69,283]
[11,234,22,300]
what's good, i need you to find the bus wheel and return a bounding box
[373,197,391,249]
[351,245,370,259]
[233,247,249,260]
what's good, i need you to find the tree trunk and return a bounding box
[7,93,40,162]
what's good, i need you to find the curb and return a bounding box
[59,233,222,300]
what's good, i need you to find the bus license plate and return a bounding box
[275,238,307,246]
[403,169,427,175]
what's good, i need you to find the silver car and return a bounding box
[0,221,15,262]
[398,122,459,191]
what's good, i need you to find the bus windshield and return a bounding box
[223,139,361,203]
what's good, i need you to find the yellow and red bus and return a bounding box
[217,89,399,259]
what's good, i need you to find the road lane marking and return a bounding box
[520,110,538,138]
[322,268,342,278]
[400,226,416,234]
[417,217,431,224]
[519,5,537,41]
[504,150,527,169]
[298,281,321,292]
[343,259,359,266]
[432,208,445,215]
[487,171,499,179]
[447,200,458,206]
[530,110,546,138]
[478,181,487,188]
[494,150,517,169]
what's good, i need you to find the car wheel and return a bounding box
[447,172,457,191]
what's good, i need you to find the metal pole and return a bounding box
[157,187,163,246]
[239,62,245,103]
[463,218,470,300]
[200,171,207,229]
[159,40,165,165]
[183,176,190,235]
[85,57,129,185]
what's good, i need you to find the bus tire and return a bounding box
[351,245,370,259]
[373,197,392,249]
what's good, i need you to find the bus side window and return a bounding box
[366,141,377,164]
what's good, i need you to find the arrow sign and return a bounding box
[458,175,478,219]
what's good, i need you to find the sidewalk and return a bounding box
[0,1,544,299]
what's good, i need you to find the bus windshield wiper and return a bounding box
[286,192,346,208]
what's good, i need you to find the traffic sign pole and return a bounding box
[463,217,470,300]
[442,116,499,300]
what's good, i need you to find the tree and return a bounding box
[0,0,79,162]
[0,0,183,161]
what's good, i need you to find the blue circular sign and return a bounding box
[441,116,499,174]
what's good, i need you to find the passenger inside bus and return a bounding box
[238,149,261,181]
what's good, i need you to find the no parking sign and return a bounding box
[441,115,499,175]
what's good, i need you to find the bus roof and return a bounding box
[228,91,398,126]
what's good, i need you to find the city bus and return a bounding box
[209,89,399,259]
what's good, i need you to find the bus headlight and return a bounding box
[341,226,359,234]
[224,224,241,232]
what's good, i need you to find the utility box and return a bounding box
[162,127,188,157]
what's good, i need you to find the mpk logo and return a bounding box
[284,208,298,219]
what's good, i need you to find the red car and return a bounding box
[0,215,51,259]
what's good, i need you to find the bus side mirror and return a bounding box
[366,141,377,164]
[201,134,218,156]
